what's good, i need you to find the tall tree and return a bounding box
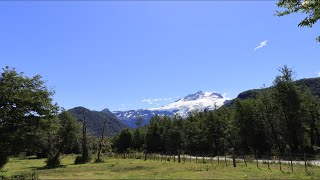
[113,128,133,153]
[46,111,79,167]
[0,67,58,168]
[273,65,304,153]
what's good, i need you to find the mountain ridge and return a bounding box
[110,91,229,128]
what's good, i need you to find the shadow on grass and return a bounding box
[30,165,67,170]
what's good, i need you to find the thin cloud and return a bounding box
[141,97,173,105]
[318,72,320,77]
[254,40,268,51]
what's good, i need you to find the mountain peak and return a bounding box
[182,91,223,101]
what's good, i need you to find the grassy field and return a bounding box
[1,155,320,179]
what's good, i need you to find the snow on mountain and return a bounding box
[149,91,227,118]
[108,91,229,128]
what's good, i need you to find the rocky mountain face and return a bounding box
[111,91,229,128]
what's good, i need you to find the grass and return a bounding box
[1,154,320,179]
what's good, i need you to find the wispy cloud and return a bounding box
[141,97,173,105]
[254,40,268,51]
[318,72,320,77]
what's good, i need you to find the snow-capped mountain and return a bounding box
[149,91,227,118]
[107,91,229,128]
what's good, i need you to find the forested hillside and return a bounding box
[68,107,127,137]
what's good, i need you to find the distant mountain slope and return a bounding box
[68,107,127,137]
[225,77,320,107]
[110,91,229,128]
[112,109,177,128]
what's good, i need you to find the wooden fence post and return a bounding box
[256,151,259,168]
[304,153,307,173]
[267,153,270,170]
[290,151,293,172]
[196,153,198,164]
[279,155,282,171]
[225,151,227,167]
[203,152,205,164]
[244,154,247,167]
[232,149,236,167]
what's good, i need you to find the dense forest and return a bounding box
[112,65,320,158]
[2,65,320,170]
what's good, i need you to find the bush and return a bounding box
[46,155,60,167]
[74,155,91,164]
[0,153,9,169]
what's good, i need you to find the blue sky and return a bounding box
[0,1,319,111]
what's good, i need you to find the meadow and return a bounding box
[1,154,320,179]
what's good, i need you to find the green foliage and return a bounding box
[45,155,61,168]
[0,67,58,168]
[113,65,320,157]
[132,129,144,150]
[113,128,133,153]
[144,116,164,152]
[277,0,320,42]
[45,111,80,167]
[74,155,91,164]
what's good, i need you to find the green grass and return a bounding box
[1,154,320,179]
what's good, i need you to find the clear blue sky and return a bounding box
[0,1,319,111]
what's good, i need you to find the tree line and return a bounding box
[2,65,320,170]
[112,65,320,158]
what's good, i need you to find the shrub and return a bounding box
[74,155,91,164]
[46,155,61,167]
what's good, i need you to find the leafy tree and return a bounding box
[132,128,144,150]
[145,116,163,152]
[234,99,272,154]
[0,67,58,168]
[273,65,305,153]
[46,111,80,167]
[277,0,320,42]
[113,128,133,153]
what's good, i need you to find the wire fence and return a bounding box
[100,151,320,173]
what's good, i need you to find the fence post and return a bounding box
[203,152,205,164]
[178,150,181,163]
[225,151,227,167]
[144,151,147,161]
[279,154,282,171]
[190,151,192,163]
[196,153,198,164]
[256,151,259,168]
[290,151,293,172]
[267,153,270,170]
[232,149,236,167]
[304,153,307,173]
[211,151,213,164]
[244,154,247,167]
